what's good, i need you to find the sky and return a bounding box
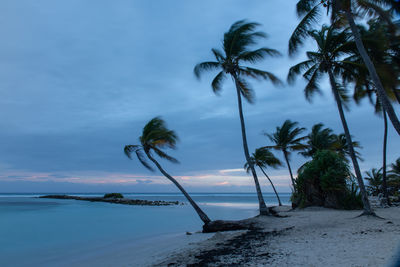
[0,0,399,193]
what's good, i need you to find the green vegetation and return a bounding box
[293,150,362,210]
[104,193,124,199]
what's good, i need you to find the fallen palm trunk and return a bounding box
[202,208,281,233]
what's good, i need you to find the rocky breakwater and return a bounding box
[39,195,181,206]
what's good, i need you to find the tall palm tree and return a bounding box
[194,20,282,215]
[124,117,211,224]
[290,0,400,135]
[287,25,374,214]
[263,120,306,191]
[244,148,283,206]
[348,21,397,205]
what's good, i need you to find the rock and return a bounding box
[38,195,180,206]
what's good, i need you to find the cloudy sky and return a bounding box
[0,0,399,193]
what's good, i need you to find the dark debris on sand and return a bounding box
[167,227,294,267]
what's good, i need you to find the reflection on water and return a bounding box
[202,202,259,208]
[0,193,291,266]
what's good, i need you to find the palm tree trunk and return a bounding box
[259,167,282,206]
[232,74,269,215]
[345,9,400,136]
[382,107,391,205]
[328,69,374,215]
[145,151,211,224]
[283,150,296,192]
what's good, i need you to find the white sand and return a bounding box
[155,206,400,267]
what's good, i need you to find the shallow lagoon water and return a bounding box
[0,193,290,266]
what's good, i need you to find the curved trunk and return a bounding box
[259,167,282,206]
[145,151,211,224]
[328,69,374,215]
[283,150,296,192]
[232,74,269,215]
[382,107,391,205]
[345,10,400,136]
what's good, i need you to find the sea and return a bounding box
[0,192,291,266]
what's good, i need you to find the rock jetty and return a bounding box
[39,195,180,206]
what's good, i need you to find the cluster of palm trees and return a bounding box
[124,0,400,226]
[365,158,400,200]
[243,120,364,207]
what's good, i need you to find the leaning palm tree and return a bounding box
[194,20,282,215]
[290,0,400,135]
[124,117,211,224]
[287,25,374,215]
[244,148,283,206]
[263,120,306,191]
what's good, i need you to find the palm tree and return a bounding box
[332,133,363,161]
[388,158,400,192]
[287,25,374,214]
[124,117,211,224]
[263,120,306,191]
[290,0,400,136]
[365,168,383,196]
[194,20,282,215]
[347,20,400,205]
[244,148,283,206]
[389,158,400,178]
[301,123,337,158]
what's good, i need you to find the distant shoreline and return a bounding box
[38,195,181,206]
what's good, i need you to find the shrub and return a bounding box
[294,150,362,209]
[104,193,124,199]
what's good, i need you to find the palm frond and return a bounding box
[287,59,316,84]
[211,48,225,62]
[237,48,281,63]
[224,20,266,58]
[124,145,140,159]
[211,71,226,94]
[356,0,393,23]
[289,5,321,56]
[236,77,255,103]
[296,0,320,17]
[194,61,220,79]
[240,67,283,85]
[303,66,322,102]
[124,145,154,171]
[152,146,179,164]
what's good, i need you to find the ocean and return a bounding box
[0,193,291,266]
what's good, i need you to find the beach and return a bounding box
[155,205,400,267]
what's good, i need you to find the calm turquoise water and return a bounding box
[0,193,290,266]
